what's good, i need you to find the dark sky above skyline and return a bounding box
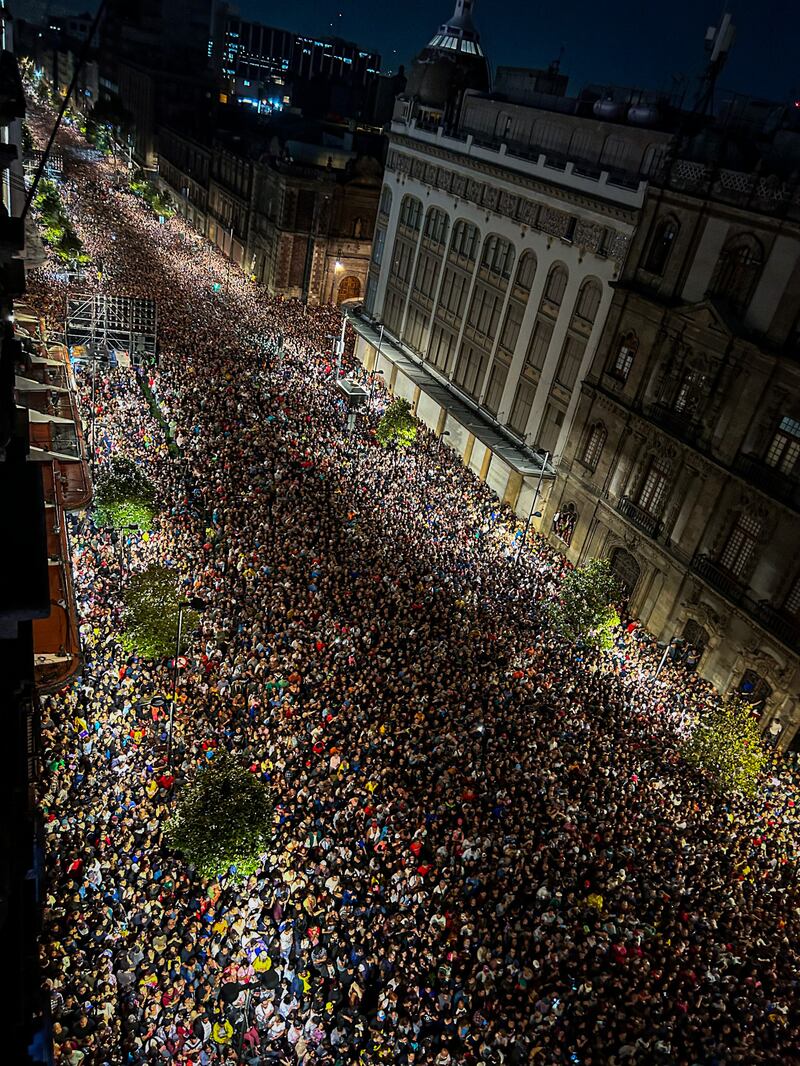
[232,0,799,103]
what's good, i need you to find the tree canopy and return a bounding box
[33,177,88,263]
[375,397,417,449]
[94,456,157,530]
[683,694,767,798]
[165,753,274,881]
[121,564,197,659]
[545,558,621,650]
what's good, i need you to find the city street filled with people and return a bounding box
[27,104,800,1066]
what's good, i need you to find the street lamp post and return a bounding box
[653,636,687,680]
[166,595,206,773]
[515,451,549,566]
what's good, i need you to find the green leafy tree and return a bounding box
[683,694,767,798]
[375,397,417,449]
[165,753,274,881]
[546,557,621,650]
[33,179,63,224]
[121,564,197,658]
[94,456,157,530]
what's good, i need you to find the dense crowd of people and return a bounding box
[26,104,800,1066]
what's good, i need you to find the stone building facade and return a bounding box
[545,157,800,745]
[249,155,381,305]
[351,38,673,512]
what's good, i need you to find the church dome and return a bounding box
[405,0,490,110]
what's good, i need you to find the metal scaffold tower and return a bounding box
[66,294,158,367]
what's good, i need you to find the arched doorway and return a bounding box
[337,275,361,304]
[610,547,640,596]
[738,669,772,714]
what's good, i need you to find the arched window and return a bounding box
[610,331,638,381]
[481,234,515,279]
[601,136,628,170]
[644,216,679,275]
[718,513,761,579]
[450,219,480,261]
[399,195,423,231]
[575,279,602,323]
[610,547,640,595]
[738,670,772,712]
[709,234,764,315]
[423,206,449,246]
[581,422,606,470]
[494,111,513,140]
[642,143,668,177]
[683,619,709,651]
[569,130,595,165]
[378,184,392,217]
[515,251,537,292]
[552,503,578,546]
[544,264,568,306]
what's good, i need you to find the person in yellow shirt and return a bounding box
[212,1017,234,1044]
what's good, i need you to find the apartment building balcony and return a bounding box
[616,495,663,539]
[733,452,800,511]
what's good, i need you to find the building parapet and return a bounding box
[656,156,800,220]
[391,117,648,210]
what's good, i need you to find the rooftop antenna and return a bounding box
[549,45,565,76]
[694,11,735,115]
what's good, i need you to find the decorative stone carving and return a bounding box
[466,178,483,203]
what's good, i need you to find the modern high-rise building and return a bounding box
[545,99,800,745]
[217,14,381,120]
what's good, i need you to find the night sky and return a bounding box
[232,0,799,103]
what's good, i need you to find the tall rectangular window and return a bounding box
[719,513,761,579]
[526,317,553,372]
[637,458,671,515]
[555,335,586,391]
[765,416,800,474]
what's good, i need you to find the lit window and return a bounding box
[719,513,761,579]
[611,332,637,381]
[636,457,671,516]
[765,416,800,474]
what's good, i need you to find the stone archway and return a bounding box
[610,546,641,596]
[336,275,361,304]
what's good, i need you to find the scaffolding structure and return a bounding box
[65,294,158,367]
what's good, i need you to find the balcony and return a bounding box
[690,553,747,605]
[690,555,800,652]
[733,453,800,511]
[746,599,800,653]
[617,495,663,539]
[646,402,703,447]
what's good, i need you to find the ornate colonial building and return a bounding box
[349,0,674,512]
[546,132,800,745]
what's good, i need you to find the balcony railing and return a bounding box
[733,453,800,511]
[617,495,663,539]
[690,553,747,604]
[646,402,703,446]
[746,600,800,652]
